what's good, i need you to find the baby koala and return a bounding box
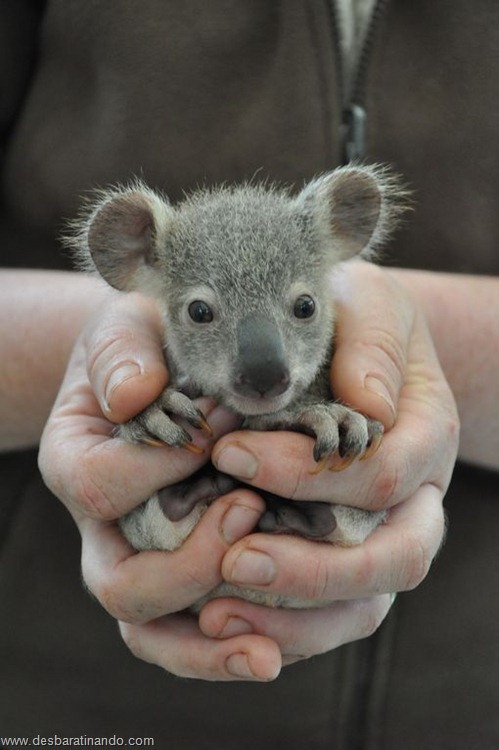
[71,164,403,608]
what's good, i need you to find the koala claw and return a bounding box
[131,429,203,454]
[196,414,214,436]
[281,408,383,474]
[247,403,383,473]
[182,441,205,455]
[299,405,382,469]
[118,387,209,451]
[328,453,358,473]
[140,434,172,449]
[308,455,331,475]
[309,451,358,475]
[361,421,384,460]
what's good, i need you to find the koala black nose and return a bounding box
[234,314,290,398]
[235,363,290,398]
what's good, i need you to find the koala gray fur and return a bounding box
[69,164,405,610]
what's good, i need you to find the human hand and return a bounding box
[39,261,459,681]
[38,292,282,680]
[181,261,459,671]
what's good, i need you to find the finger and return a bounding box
[211,403,446,510]
[119,614,281,681]
[199,594,395,661]
[220,484,445,604]
[84,292,168,423]
[40,322,239,520]
[81,489,265,622]
[41,377,240,520]
[330,262,415,429]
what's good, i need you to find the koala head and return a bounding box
[72,165,403,415]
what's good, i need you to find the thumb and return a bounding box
[330,263,415,430]
[84,292,168,423]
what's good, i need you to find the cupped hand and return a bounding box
[196,261,459,667]
[38,262,460,681]
[38,292,282,681]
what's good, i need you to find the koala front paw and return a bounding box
[246,402,383,472]
[300,404,384,471]
[118,387,211,453]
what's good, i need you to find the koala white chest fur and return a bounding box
[70,164,404,609]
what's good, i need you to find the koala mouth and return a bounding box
[223,388,295,417]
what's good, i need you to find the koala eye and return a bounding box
[188,300,214,323]
[293,294,316,319]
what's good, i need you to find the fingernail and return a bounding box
[219,616,254,638]
[221,503,261,545]
[214,444,258,480]
[364,376,396,420]
[225,652,258,679]
[104,362,142,411]
[228,549,276,585]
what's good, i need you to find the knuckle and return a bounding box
[38,438,72,504]
[356,598,386,639]
[72,454,121,521]
[91,576,123,619]
[354,545,379,591]
[74,473,116,520]
[398,533,433,590]
[303,553,332,602]
[368,455,402,509]
[37,443,52,486]
[119,622,144,660]
[361,326,407,385]
[38,458,64,504]
[97,579,147,624]
[39,444,119,521]
[86,324,134,382]
[182,562,218,598]
[445,410,460,454]
[86,563,151,624]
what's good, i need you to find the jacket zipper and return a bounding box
[331,0,390,162]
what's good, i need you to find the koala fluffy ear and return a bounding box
[296,164,404,260]
[70,183,174,293]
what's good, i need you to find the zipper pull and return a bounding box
[343,103,367,162]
